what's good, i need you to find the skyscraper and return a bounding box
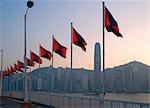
[94,42,101,92]
[94,42,101,72]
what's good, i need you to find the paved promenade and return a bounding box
[0,97,51,108]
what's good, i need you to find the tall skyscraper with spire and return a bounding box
[94,42,101,72]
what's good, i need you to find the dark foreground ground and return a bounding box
[0,97,53,108]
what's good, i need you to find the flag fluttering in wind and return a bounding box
[4,69,8,76]
[18,67,23,72]
[53,37,67,58]
[72,27,87,51]
[2,70,6,77]
[10,65,16,75]
[13,63,19,73]
[7,68,11,76]
[0,71,5,79]
[105,6,123,37]
[1,70,6,79]
[14,63,18,71]
[26,58,35,66]
[18,59,25,69]
[17,59,28,72]
[40,45,53,61]
[10,65,16,73]
[30,50,42,64]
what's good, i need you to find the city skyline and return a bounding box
[1,0,150,70]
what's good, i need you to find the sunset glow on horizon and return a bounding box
[1,0,150,71]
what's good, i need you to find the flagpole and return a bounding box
[52,35,54,68]
[24,0,34,103]
[71,22,73,92]
[102,1,105,97]
[51,35,54,92]
[0,50,3,97]
[39,44,41,69]
[38,44,41,92]
[71,23,73,70]
[24,9,28,102]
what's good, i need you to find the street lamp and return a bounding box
[24,0,34,103]
[0,50,3,97]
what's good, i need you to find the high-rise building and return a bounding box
[94,42,101,72]
[94,42,101,92]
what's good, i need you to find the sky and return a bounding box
[0,0,150,71]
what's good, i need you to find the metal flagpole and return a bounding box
[70,22,73,92]
[29,62,31,92]
[71,23,73,75]
[102,1,105,97]
[38,44,41,91]
[24,0,34,103]
[24,7,28,103]
[39,44,41,69]
[0,50,3,97]
[52,35,54,69]
[51,35,54,92]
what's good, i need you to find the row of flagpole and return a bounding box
[0,1,123,102]
[1,21,87,95]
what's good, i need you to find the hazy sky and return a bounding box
[1,0,150,71]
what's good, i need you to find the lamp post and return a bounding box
[0,50,3,97]
[24,0,34,103]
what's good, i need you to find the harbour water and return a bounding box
[104,93,150,104]
[48,92,150,104]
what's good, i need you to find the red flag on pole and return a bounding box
[4,69,8,76]
[30,50,42,64]
[26,58,35,66]
[18,68,23,72]
[18,59,25,68]
[40,45,52,61]
[2,70,6,77]
[72,27,87,51]
[7,68,11,76]
[105,6,123,37]
[14,63,18,70]
[53,38,67,58]
[10,65,16,72]
[10,65,16,75]
[17,59,29,71]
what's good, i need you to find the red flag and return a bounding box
[13,63,19,73]
[40,45,52,61]
[7,68,11,76]
[105,6,123,37]
[1,70,6,79]
[10,65,16,72]
[72,27,87,51]
[14,63,18,70]
[18,59,25,68]
[4,69,8,76]
[26,58,35,66]
[2,70,6,77]
[10,65,16,75]
[3,69,8,76]
[17,59,29,70]
[30,50,42,64]
[18,67,23,72]
[53,38,67,58]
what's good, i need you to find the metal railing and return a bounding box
[2,92,150,108]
